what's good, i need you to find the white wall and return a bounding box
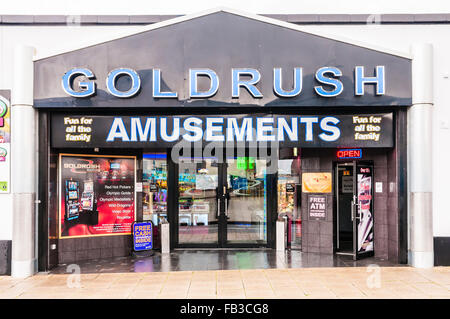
[0,196,12,240]
[0,25,138,241]
[0,21,449,238]
[2,0,450,15]
[300,24,450,237]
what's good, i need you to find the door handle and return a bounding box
[351,199,360,221]
[216,197,221,218]
[351,200,354,221]
[224,196,229,219]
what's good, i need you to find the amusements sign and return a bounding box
[308,195,327,220]
[59,154,136,238]
[51,113,394,149]
[0,93,11,193]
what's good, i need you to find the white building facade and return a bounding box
[0,8,447,277]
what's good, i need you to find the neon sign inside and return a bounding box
[337,148,362,159]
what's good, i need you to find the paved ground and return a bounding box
[50,250,401,273]
[1,266,449,299]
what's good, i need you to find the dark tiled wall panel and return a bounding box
[300,149,398,261]
[387,147,399,262]
[0,240,11,275]
[434,237,450,266]
[58,235,132,264]
[301,149,335,255]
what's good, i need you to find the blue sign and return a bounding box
[132,221,153,251]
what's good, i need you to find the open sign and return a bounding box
[337,148,362,159]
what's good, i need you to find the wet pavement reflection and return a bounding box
[49,249,403,274]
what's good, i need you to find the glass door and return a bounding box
[176,153,270,247]
[335,163,354,256]
[223,156,267,245]
[354,162,375,259]
[335,161,374,260]
[178,157,220,245]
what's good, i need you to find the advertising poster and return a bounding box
[0,94,10,193]
[342,176,353,193]
[133,221,153,251]
[60,154,136,238]
[302,173,332,193]
[308,195,327,220]
[357,167,374,253]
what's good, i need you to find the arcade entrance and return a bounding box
[335,161,375,260]
[176,152,274,248]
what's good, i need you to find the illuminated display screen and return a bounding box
[110,162,121,169]
[68,191,78,199]
[67,181,78,190]
[236,157,255,170]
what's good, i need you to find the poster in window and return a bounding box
[308,195,327,220]
[59,154,136,238]
[342,176,353,193]
[357,167,374,253]
[302,172,332,193]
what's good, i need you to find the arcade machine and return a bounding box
[65,180,80,221]
[110,161,121,180]
[80,180,98,225]
[80,181,94,211]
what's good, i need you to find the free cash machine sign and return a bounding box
[133,221,153,251]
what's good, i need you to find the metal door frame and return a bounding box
[173,149,275,249]
[335,162,355,257]
[334,160,374,260]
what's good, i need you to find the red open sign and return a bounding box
[337,149,362,159]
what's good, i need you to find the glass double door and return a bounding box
[335,161,375,260]
[178,155,268,247]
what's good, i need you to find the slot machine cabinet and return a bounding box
[80,180,98,225]
[80,181,94,211]
[110,160,121,180]
[65,180,80,221]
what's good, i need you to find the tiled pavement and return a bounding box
[48,250,403,273]
[0,266,449,299]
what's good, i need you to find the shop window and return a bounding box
[143,153,168,226]
[59,154,136,238]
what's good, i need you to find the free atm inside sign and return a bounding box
[337,148,362,159]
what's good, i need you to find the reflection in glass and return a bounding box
[178,158,219,244]
[143,153,167,226]
[226,157,267,244]
[278,151,301,249]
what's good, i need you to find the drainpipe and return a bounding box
[11,45,37,278]
[408,43,434,268]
